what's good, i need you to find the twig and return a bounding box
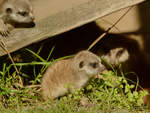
[87,6,133,51]
[0,39,23,86]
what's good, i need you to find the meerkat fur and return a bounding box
[41,50,105,100]
[0,0,34,36]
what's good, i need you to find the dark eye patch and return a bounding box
[18,11,28,17]
[79,61,84,68]
[116,49,125,57]
[90,62,99,69]
[6,8,13,14]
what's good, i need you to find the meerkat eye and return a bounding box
[116,49,125,57]
[79,61,84,68]
[18,11,28,17]
[6,8,13,14]
[90,62,99,69]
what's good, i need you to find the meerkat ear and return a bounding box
[5,7,13,14]
[79,61,84,68]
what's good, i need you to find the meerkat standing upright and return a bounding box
[41,50,105,100]
[0,0,35,36]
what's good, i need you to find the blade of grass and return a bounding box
[36,43,44,55]
[26,48,46,62]
[46,46,55,61]
[13,62,51,66]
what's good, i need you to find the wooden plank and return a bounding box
[0,0,145,56]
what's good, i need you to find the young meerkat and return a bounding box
[93,35,150,108]
[100,47,150,108]
[101,47,130,66]
[98,47,130,75]
[0,0,35,36]
[41,50,105,100]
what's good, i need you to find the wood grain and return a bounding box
[0,0,145,56]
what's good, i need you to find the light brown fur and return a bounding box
[101,47,130,66]
[41,50,104,100]
[0,0,34,36]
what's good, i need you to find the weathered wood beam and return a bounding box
[0,0,145,56]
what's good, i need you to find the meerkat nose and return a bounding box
[29,13,35,21]
[99,64,105,73]
[31,15,35,21]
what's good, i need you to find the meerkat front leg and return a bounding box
[0,19,10,37]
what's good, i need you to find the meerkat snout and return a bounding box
[41,50,105,100]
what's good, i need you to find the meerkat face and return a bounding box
[3,0,34,24]
[78,59,102,76]
[103,47,130,65]
[73,50,105,76]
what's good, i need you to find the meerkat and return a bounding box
[101,47,130,66]
[41,50,105,100]
[100,47,150,108]
[93,34,150,82]
[0,0,34,36]
[97,47,131,76]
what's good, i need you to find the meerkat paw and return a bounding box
[0,26,10,37]
[0,20,10,37]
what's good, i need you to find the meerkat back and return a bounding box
[41,59,74,99]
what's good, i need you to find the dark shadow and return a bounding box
[138,0,150,52]
[38,22,103,59]
[92,34,150,89]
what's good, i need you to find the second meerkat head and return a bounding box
[102,47,130,65]
[72,50,105,76]
[2,0,34,26]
